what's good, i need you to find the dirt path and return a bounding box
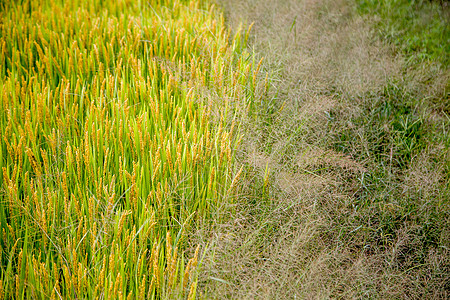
[196,0,449,298]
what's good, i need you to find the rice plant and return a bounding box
[0,0,261,298]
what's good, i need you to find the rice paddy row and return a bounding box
[0,0,262,298]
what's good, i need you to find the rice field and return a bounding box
[0,0,262,298]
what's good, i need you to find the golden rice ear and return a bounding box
[0,0,260,297]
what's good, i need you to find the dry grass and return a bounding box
[195,0,450,298]
[219,0,401,97]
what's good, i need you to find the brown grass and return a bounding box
[194,0,450,298]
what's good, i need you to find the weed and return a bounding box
[356,0,450,66]
[199,0,449,298]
